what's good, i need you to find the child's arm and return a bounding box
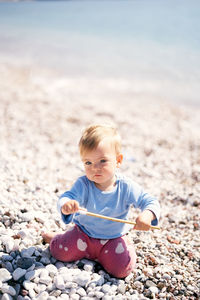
[57,176,88,224]
[133,209,156,231]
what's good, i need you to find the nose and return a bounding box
[93,162,101,170]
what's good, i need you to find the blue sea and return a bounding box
[0,0,200,106]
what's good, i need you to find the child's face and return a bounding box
[81,140,123,191]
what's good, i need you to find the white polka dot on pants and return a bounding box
[100,239,108,245]
[77,238,87,251]
[59,244,63,249]
[115,242,125,254]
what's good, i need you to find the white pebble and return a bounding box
[39,269,51,285]
[187,285,195,291]
[175,274,183,281]
[65,282,77,289]
[95,291,105,298]
[133,281,143,289]
[91,273,104,286]
[1,293,13,300]
[143,267,153,276]
[76,287,87,296]
[45,264,57,276]
[74,271,91,287]
[114,295,124,300]
[101,284,111,293]
[60,273,73,282]
[102,296,113,300]
[0,269,12,282]
[162,274,171,280]
[118,283,126,294]
[149,286,159,294]
[5,240,15,253]
[70,294,80,300]
[36,291,49,300]
[159,292,166,298]
[125,274,133,283]
[109,284,118,293]
[54,275,65,290]
[21,212,34,222]
[39,275,52,285]
[23,280,35,291]
[34,283,46,293]
[82,260,94,272]
[17,230,28,239]
[1,284,16,296]
[29,289,36,298]
[60,294,69,300]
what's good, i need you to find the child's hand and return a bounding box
[133,210,155,231]
[61,200,80,215]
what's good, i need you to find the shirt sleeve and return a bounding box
[57,176,89,224]
[127,180,160,226]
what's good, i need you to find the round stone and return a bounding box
[149,286,159,294]
[16,257,34,269]
[0,269,12,282]
[12,268,26,281]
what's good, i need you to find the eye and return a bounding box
[85,161,91,166]
[100,159,107,163]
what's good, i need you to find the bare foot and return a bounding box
[41,232,58,244]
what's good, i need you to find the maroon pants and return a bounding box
[50,225,136,278]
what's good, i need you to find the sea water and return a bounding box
[0,0,200,106]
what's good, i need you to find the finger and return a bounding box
[133,223,150,231]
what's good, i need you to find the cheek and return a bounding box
[103,165,115,173]
[85,168,92,176]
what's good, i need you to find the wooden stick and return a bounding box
[79,209,160,230]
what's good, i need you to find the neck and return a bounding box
[94,176,116,191]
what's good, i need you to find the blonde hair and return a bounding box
[79,123,121,156]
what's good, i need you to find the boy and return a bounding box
[43,123,160,278]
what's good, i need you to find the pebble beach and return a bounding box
[0,61,200,300]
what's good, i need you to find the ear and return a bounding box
[116,153,123,167]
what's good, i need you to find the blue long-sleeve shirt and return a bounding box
[57,173,160,239]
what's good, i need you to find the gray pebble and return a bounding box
[16,257,34,269]
[12,268,26,281]
[2,255,13,262]
[4,262,14,273]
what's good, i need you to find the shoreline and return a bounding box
[1,57,200,110]
[0,61,199,299]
